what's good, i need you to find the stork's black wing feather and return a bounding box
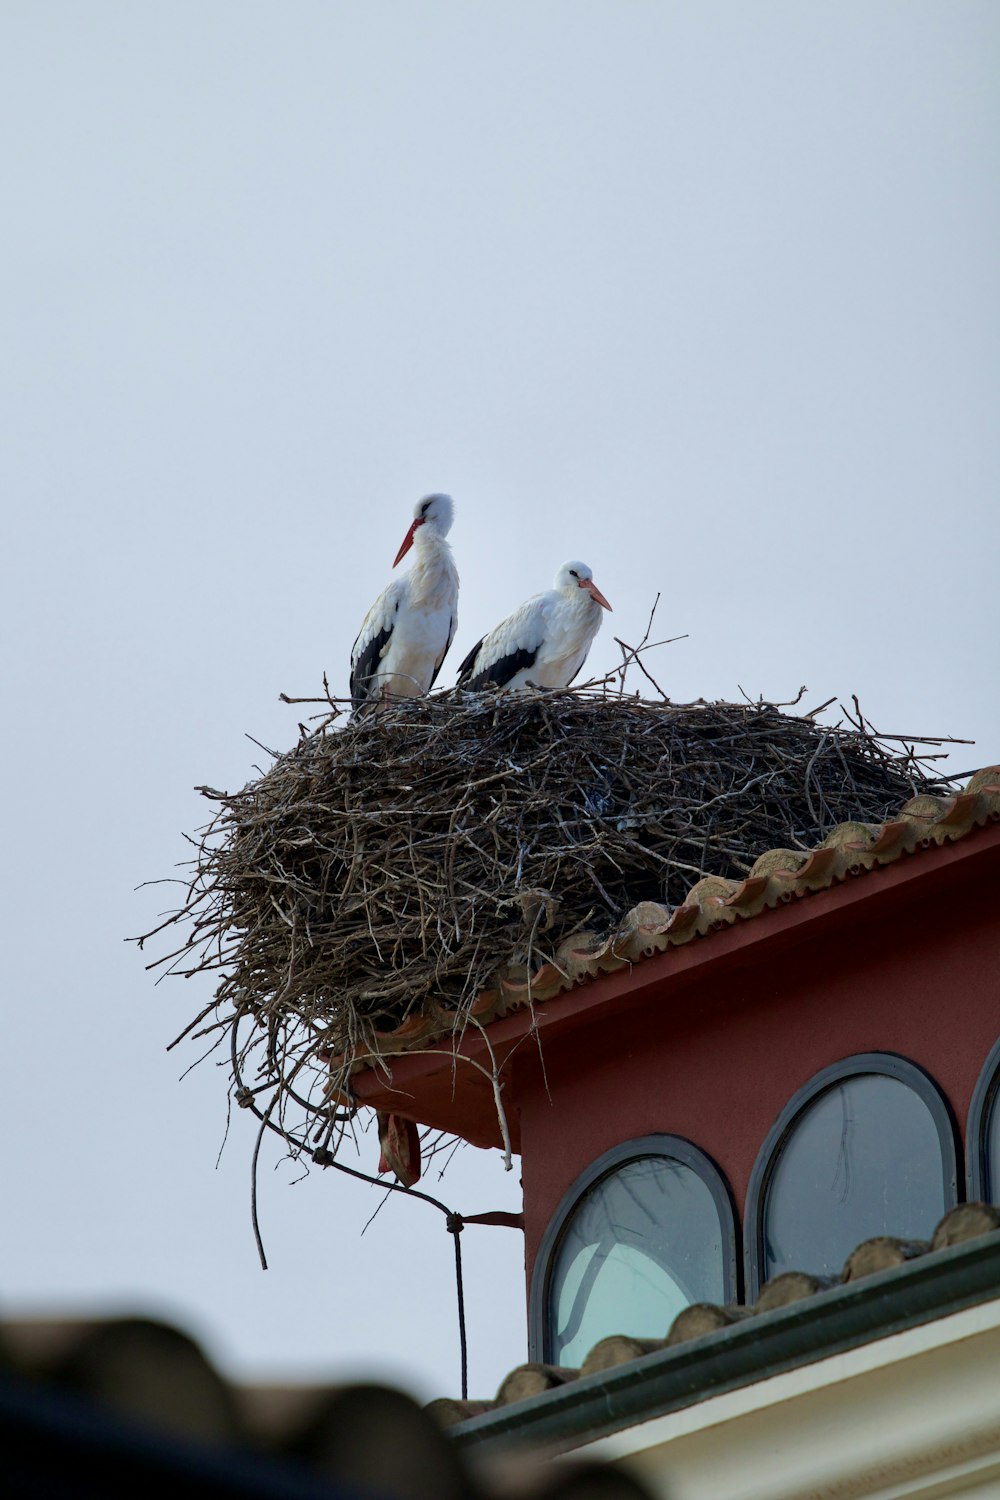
[456,635,485,683]
[457,642,538,691]
[350,619,394,708]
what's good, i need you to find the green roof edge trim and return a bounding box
[451,1232,1000,1456]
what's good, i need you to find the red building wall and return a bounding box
[511,829,1000,1283]
[352,823,1000,1300]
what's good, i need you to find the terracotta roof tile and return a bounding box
[495,1363,579,1405]
[354,768,1000,1066]
[754,1270,836,1312]
[931,1200,1000,1249]
[841,1235,929,1281]
[424,1396,498,1427]
[0,1313,650,1498]
[664,1302,749,1346]
[580,1336,665,1377]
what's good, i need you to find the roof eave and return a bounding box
[450,1231,1000,1456]
[351,819,1000,1144]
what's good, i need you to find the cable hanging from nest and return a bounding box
[229,1015,520,1401]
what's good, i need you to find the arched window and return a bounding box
[528,1137,738,1367]
[746,1054,959,1298]
[968,1035,1000,1204]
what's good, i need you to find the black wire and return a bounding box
[447,1215,468,1401]
[230,1015,472,1394]
[320,1151,470,1398]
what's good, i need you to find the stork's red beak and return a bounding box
[393,519,421,568]
[581,578,612,610]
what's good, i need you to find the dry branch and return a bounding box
[136,671,963,1170]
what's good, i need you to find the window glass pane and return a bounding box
[763,1074,947,1280]
[549,1157,725,1367]
[987,1086,1000,1204]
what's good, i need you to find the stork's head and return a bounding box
[556,560,612,611]
[393,493,454,566]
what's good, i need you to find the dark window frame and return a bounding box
[528,1135,739,1364]
[744,1052,961,1299]
[968,1034,1000,1203]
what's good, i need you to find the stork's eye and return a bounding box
[420,500,432,517]
[569,569,578,578]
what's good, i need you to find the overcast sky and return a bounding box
[3,2,998,1404]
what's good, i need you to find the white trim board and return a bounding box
[575,1299,1000,1500]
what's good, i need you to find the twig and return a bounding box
[135,652,969,1214]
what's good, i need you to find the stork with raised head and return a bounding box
[350,493,459,710]
[456,560,612,693]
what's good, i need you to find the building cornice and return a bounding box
[451,1232,1000,1460]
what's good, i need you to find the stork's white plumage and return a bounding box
[456,560,611,693]
[350,493,459,710]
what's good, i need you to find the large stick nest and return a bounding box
[143,683,955,1161]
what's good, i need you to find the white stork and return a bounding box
[350,493,459,710]
[456,560,612,693]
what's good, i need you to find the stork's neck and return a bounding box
[409,530,458,605]
[561,584,600,617]
[550,585,603,655]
